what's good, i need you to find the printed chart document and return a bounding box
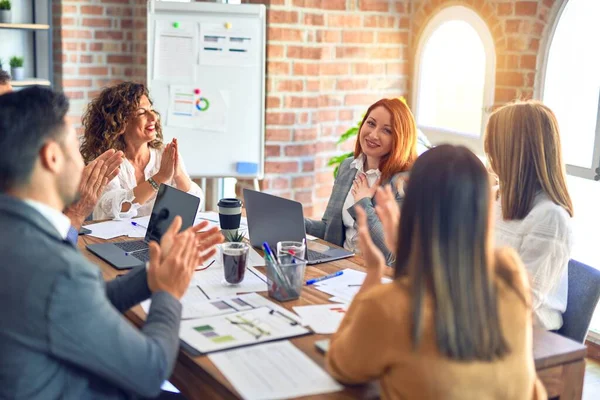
[142,292,301,323]
[179,307,309,354]
[166,84,229,133]
[208,341,343,400]
[198,23,259,67]
[292,304,349,334]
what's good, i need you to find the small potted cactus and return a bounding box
[0,0,12,23]
[9,56,23,81]
[224,230,245,243]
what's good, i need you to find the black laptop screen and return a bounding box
[144,184,200,243]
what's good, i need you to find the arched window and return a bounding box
[412,6,495,153]
[540,0,600,336]
[541,0,600,179]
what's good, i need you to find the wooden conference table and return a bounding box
[80,232,587,400]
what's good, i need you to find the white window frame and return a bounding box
[537,0,600,181]
[412,6,496,155]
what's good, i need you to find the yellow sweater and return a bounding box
[326,248,547,400]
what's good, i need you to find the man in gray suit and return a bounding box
[0,87,223,399]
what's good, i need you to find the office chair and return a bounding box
[557,259,600,343]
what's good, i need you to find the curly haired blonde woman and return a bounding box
[485,101,573,331]
[81,82,204,219]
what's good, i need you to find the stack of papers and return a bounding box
[292,304,349,334]
[312,268,392,304]
[209,341,343,400]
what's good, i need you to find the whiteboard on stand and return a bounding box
[147,0,266,179]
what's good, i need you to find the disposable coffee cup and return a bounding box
[218,198,242,235]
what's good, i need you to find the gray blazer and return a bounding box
[0,194,182,400]
[305,157,407,266]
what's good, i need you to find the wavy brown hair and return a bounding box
[80,82,163,163]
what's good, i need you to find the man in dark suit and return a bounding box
[0,87,223,399]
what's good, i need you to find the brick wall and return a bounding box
[53,0,146,133]
[411,0,561,107]
[52,0,565,218]
[247,0,412,218]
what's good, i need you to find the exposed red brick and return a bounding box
[359,0,390,12]
[515,1,538,16]
[265,161,299,174]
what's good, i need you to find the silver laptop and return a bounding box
[243,189,353,265]
[87,184,200,270]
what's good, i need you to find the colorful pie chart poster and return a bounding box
[166,84,228,133]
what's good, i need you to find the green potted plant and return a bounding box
[327,96,433,177]
[0,0,11,23]
[224,230,245,243]
[9,56,23,81]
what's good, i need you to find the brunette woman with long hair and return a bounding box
[485,101,573,330]
[305,98,417,265]
[326,145,545,399]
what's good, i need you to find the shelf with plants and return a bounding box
[0,0,52,87]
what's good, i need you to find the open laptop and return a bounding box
[87,184,200,270]
[243,189,353,265]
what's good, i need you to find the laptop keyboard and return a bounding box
[113,241,150,263]
[307,249,331,261]
[114,241,147,252]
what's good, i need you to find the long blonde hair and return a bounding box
[484,100,573,220]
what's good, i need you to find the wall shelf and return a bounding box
[11,78,51,87]
[0,23,50,30]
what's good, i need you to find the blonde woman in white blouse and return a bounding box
[484,101,574,330]
[81,82,204,219]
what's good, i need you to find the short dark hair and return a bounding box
[0,69,10,85]
[0,86,69,191]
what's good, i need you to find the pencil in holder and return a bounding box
[265,256,307,302]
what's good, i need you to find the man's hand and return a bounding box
[64,149,123,229]
[147,216,223,299]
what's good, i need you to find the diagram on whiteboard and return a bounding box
[167,85,229,133]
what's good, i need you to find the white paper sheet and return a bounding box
[292,304,349,334]
[208,341,343,400]
[199,23,259,67]
[179,307,309,354]
[312,268,392,304]
[153,21,195,80]
[86,220,136,240]
[192,257,267,299]
[166,85,229,133]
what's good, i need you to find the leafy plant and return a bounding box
[0,0,11,11]
[9,56,23,68]
[224,230,245,243]
[327,96,433,177]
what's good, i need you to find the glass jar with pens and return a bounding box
[263,241,307,302]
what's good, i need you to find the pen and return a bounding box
[305,271,343,286]
[131,221,147,229]
[125,248,148,256]
[269,309,299,326]
[195,259,215,271]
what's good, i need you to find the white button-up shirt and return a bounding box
[494,192,572,330]
[341,154,381,252]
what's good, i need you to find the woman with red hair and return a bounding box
[305,98,418,265]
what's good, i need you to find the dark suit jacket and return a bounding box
[0,194,182,399]
[305,157,407,266]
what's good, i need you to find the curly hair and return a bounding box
[80,82,163,164]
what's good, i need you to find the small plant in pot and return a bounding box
[9,56,23,81]
[224,230,245,243]
[0,0,12,24]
